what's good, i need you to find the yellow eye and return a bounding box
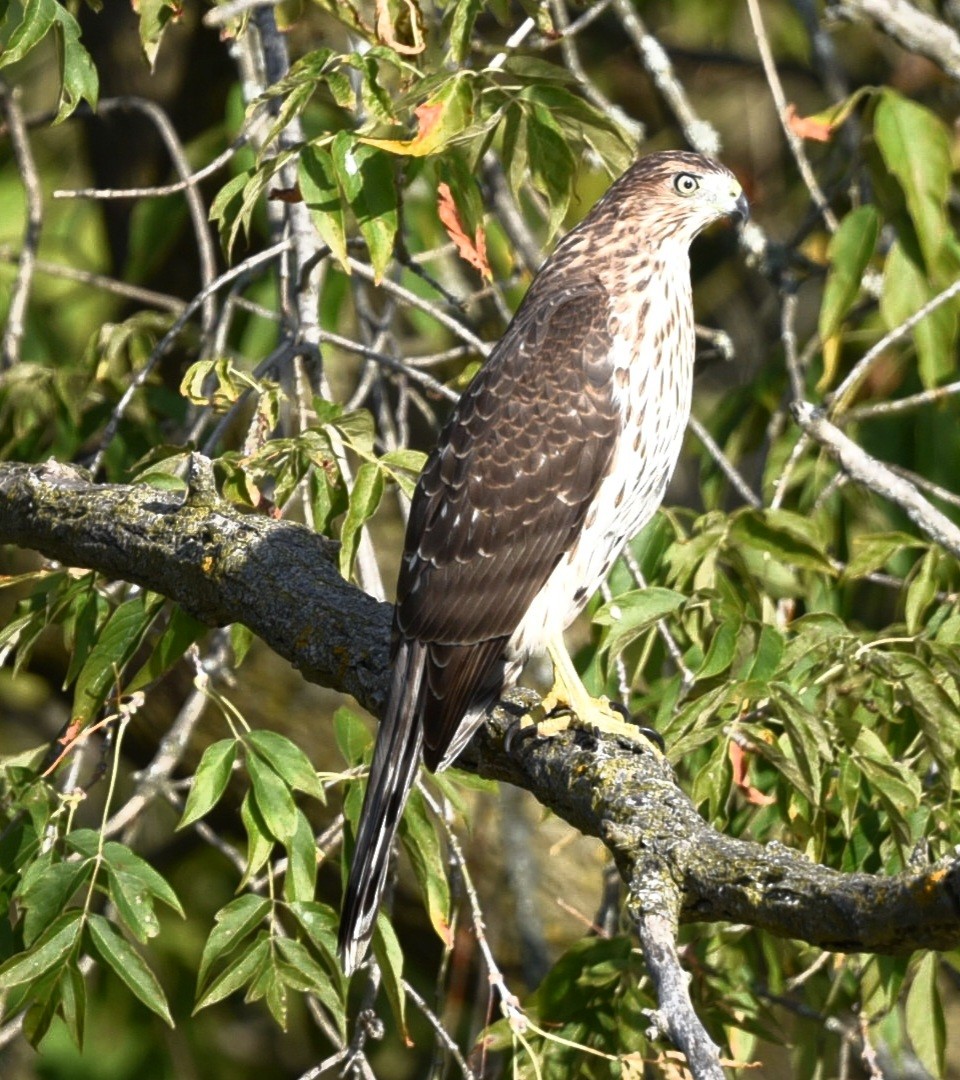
[674,173,699,196]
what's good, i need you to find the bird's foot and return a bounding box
[507,693,664,754]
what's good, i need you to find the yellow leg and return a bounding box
[522,635,657,749]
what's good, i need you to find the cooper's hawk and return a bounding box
[338,150,748,973]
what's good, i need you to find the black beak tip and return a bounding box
[734,191,750,224]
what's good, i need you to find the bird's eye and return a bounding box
[674,173,699,196]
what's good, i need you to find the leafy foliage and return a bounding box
[1,0,960,1077]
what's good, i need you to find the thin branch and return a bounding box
[791,401,960,559]
[0,247,187,312]
[52,138,242,201]
[841,378,960,423]
[548,0,644,146]
[609,0,721,156]
[346,256,490,356]
[745,0,839,232]
[688,414,762,509]
[827,0,960,81]
[89,239,292,477]
[402,979,478,1080]
[0,83,43,370]
[830,274,960,412]
[92,97,219,343]
[635,910,724,1080]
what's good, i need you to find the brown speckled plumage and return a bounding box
[339,150,748,974]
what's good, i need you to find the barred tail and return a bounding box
[338,637,426,975]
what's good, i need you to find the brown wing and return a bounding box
[396,276,621,764]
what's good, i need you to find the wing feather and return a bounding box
[397,276,622,763]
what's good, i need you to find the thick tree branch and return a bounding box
[2,459,960,960]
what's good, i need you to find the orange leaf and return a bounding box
[728,740,776,806]
[785,103,833,143]
[437,182,491,280]
[413,102,444,145]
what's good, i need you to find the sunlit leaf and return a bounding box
[87,914,173,1026]
[178,739,238,830]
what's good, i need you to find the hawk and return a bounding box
[338,150,748,973]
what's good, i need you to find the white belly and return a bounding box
[508,275,694,660]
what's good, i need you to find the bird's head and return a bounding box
[588,150,749,246]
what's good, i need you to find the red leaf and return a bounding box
[785,103,833,143]
[414,102,444,145]
[728,740,776,806]
[437,182,491,280]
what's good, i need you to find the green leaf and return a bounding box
[400,790,451,951]
[240,789,276,884]
[50,3,99,122]
[194,933,270,1012]
[339,460,386,581]
[447,0,481,62]
[246,750,299,843]
[299,144,350,270]
[71,592,165,727]
[179,738,238,829]
[283,809,318,904]
[842,532,925,580]
[246,729,325,801]
[18,856,90,947]
[593,587,686,659]
[231,623,255,666]
[275,938,346,1036]
[0,910,83,988]
[905,549,938,635]
[58,963,86,1048]
[746,624,784,683]
[729,509,833,573]
[136,0,180,68]
[905,952,945,1077]
[87,915,173,1025]
[197,895,271,991]
[371,913,407,1037]
[525,103,575,239]
[0,0,58,68]
[330,131,398,281]
[819,205,880,342]
[288,900,341,970]
[874,92,953,273]
[881,240,959,388]
[126,606,208,693]
[697,619,738,681]
[106,868,160,944]
[101,841,184,916]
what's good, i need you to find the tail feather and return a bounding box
[338,638,426,975]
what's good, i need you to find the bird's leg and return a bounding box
[518,635,661,750]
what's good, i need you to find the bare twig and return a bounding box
[53,138,242,201]
[829,275,960,413]
[347,256,490,355]
[0,247,187,312]
[745,0,839,232]
[0,83,43,370]
[688,414,762,508]
[791,401,960,558]
[89,239,291,477]
[402,978,479,1079]
[548,0,644,146]
[841,378,960,423]
[636,910,725,1080]
[609,0,720,156]
[828,0,960,81]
